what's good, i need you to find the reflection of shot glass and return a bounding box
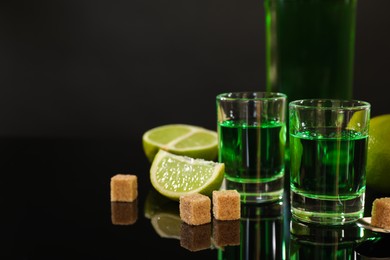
[218,201,287,259]
[290,219,364,259]
[289,99,370,225]
[216,92,287,203]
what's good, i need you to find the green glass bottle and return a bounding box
[265,0,357,101]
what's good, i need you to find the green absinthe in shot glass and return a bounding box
[218,119,285,187]
[290,128,368,224]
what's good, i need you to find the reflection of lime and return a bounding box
[142,124,218,162]
[366,114,390,194]
[144,188,179,219]
[151,212,182,239]
[144,189,182,239]
[150,150,225,201]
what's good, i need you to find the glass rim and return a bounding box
[289,99,371,110]
[217,91,287,101]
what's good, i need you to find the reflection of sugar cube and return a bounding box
[371,197,390,229]
[212,190,240,220]
[110,174,138,202]
[180,193,211,225]
[111,201,138,225]
[180,222,211,251]
[213,219,240,247]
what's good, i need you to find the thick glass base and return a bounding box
[223,175,284,204]
[291,191,365,225]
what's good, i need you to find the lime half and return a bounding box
[366,114,390,194]
[150,150,225,201]
[142,124,218,162]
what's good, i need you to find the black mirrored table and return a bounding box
[1,137,389,259]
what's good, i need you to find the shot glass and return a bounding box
[289,99,370,225]
[216,92,287,203]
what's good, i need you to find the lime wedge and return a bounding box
[142,124,218,162]
[150,150,225,201]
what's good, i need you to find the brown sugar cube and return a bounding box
[212,190,241,220]
[180,193,211,225]
[111,201,138,225]
[371,197,390,229]
[110,174,138,202]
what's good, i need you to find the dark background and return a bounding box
[1,2,389,258]
[0,0,389,140]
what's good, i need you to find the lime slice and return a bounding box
[150,149,225,201]
[142,124,218,162]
